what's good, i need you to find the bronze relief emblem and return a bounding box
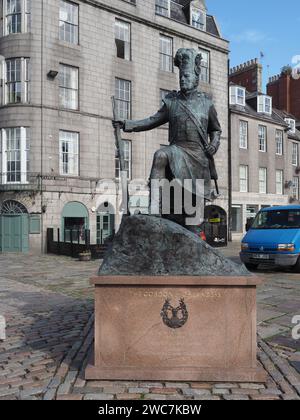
[160,299,189,329]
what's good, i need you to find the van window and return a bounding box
[251,210,300,230]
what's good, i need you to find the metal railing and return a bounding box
[64,229,89,245]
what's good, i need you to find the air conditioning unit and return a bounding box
[289,196,296,204]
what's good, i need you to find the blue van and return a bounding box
[240,205,300,272]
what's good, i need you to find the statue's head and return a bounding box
[174,48,202,94]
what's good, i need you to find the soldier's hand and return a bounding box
[112,120,125,130]
[206,144,217,157]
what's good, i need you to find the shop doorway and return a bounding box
[204,205,228,247]
[97,203,115,245]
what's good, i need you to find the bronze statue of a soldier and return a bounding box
[114,48,222,228]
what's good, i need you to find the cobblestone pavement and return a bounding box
[0,247,299,400]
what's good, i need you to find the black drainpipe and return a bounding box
[228,58,233,242]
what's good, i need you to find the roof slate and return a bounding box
[169,1,220,37]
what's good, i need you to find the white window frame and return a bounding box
[239,165,248,193]
[292,142,299,166]
[155,0,170,17]
[0,127,29,184]
[59,63,79,110]
[285,118,296,134]
[199,48,210,83]
[115,78,131,120]
[258,125,267,153]
[59,130,79,176]
[239,120,248,149]
[2,0,31,36]
[257,95,272,115]
[259,168,267,194]
[115,139,132,180]
[275,170,283,195]
[293,177,299,200]
[230,86,245,106]
[2,57,30,105]
[191,7,206,31]
[159,34,173,72]
[115,19,131,61]
[59,0,79,45]
[275,130,283,156]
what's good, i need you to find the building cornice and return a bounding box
[79,0,229,54]
[230,107,287,128]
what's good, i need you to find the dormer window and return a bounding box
[191,7,206,31]
[230,86,246,106]
[285,118,296,134]
[257,95,272,115]
[155,0,170,17]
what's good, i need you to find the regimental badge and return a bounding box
[160,299,189,329]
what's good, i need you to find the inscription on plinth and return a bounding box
[131,289,222,300]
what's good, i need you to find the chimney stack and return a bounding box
[229,59,263,93]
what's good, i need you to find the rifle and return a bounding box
[179,101,220,196]
[111,96,129,214]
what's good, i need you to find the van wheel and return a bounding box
[292,257,300,273]
[245,263,259,271]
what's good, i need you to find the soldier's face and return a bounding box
[180,72,198,93]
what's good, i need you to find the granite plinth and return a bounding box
[86,275,267,383]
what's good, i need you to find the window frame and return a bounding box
[275,130,284,156]
[115,78,131,120]
[155,0,170,17]
[0,127,29,184]
[59,0,79,45]
[159,34,173,73]
[275,170,283,195]
[191,7,206,31]
[239,120,248,149]
[285,118,296,134]
[3,0,31,36]
[257,95,272,115]
[198,48,210,84]
[59,63,79,110]
[258,125,267,153]
[259,167,267,194]
[115,139,132,181]
[115,18,131,61]
[292,177,299,200]
[239,165,248,193]
[59,130,79,176]
[292,142,299,166]
[230,86,246,106]
[3,57,30,105]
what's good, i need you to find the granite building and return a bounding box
[0,0,229,253]
[229,61,300,238]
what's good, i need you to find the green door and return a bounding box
[97,213,115,244]
[1,215,29,253]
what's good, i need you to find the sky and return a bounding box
[207,0,300,91]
